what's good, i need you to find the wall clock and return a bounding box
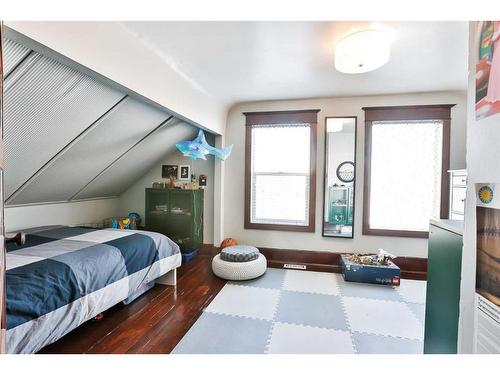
[336,161,355,183]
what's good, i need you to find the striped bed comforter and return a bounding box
[6,225,181,354]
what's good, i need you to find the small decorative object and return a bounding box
[111,217,132,230]
[179,165,191,181]
[162,165,178,179]
[475,182,500,307]
[478,185,494,204]
[152,182,160,188]
[169,176,175,189]
[336,161,355,183]
[475,21,500,120]
[199,174,207,186]
[220,237,238,249]
[128,212,141,228]
[176,129,234,161]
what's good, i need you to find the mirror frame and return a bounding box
[322,116,357,239]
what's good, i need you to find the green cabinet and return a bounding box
[424,220,463,354]
[145,188,203,252]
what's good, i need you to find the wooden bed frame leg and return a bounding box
[155,268,177,286]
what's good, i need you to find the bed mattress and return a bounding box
[5,225,181,354]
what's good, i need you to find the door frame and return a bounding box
[0,21,6,354]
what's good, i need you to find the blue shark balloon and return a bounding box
[176,130,233,161]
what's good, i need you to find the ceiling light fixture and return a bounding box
[334,29,391,74]
[327,118,344,133]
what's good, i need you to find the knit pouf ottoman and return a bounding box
[212,245,267,281]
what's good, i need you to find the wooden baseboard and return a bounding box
[198,245,427,280]
[198,244,220,256]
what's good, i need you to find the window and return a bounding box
[244,110,319,232]
[362,105,454,238]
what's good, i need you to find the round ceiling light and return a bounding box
[334,29,391,74]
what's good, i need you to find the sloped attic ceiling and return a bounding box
[3,37,199,206]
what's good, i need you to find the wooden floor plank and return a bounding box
[40,255,225,354]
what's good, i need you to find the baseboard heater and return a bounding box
[475,294,500,353]
[283,263,307,270]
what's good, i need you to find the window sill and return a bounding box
[244,222,315,232]
[362,227,429,239]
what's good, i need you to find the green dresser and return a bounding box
[145,188,203,252]
[424,220,463,354]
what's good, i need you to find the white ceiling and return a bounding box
[121,21,468,106]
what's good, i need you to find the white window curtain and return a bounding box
[369,119,443,232]
[250,123,311,226]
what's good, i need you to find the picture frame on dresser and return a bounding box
[179,165,191,181]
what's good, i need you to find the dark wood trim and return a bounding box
[363,227,429,239]
[362,104,455,122]
[198,245,427,280]
[259,247,427,280]
[440,119,451,219]
[244,110,318,232]
[322,116,357,239]
[198,243,220,257]
[243,109,320,125]
[362,104,453,238]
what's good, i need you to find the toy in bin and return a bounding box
[340,249,401,286]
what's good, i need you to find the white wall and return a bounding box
[5,21,226,136]
[458,22,500,354]
[223,91,467,258]
[118,151,215,245]
[5,198,120,233]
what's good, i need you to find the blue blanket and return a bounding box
[6,226,181,353]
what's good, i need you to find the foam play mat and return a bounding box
[172,268,426,354]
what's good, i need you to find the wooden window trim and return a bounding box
[362,104,454,238]
[244,109,319,232]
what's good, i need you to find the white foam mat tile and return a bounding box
[205,284,280,321]
[342,296,424,340]
[266,322,355,354]
[397,279,427,304]
[283,269,340,295]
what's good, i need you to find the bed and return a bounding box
[5,225,181,354]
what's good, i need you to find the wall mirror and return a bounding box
[323,117,357,238]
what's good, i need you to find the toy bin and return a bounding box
[340,255,401,286]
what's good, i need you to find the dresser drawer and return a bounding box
[452,174,467,187]
[451,186,466,215]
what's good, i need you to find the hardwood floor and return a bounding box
[39,254,226,354]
